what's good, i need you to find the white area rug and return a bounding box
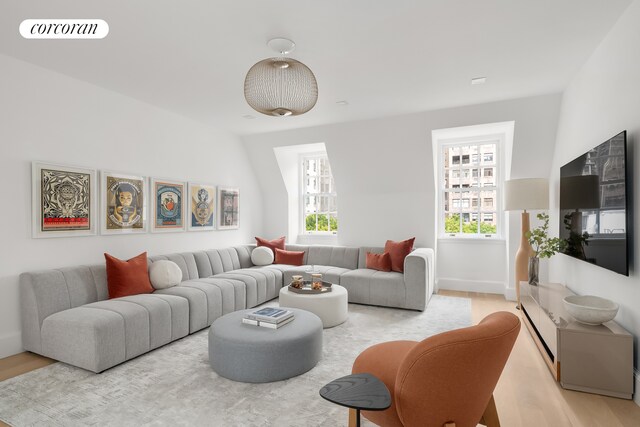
[0,295,471,427]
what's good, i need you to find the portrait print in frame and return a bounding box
[32,162,97,238]
[101,171,147,234]
[218,187,239,230]
[151,178,185,232]
[188,183,215,231]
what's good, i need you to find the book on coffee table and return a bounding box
[245,307,294,324]
[242,316,294,329]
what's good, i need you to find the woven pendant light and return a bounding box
[244,38,318,117]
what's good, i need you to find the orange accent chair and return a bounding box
[351,311,520,427]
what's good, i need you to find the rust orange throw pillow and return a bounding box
[274,248,305,266]
[384,238,415,273]
[255,236,286,253]
[105,252,154,299]
[366,252,392,272]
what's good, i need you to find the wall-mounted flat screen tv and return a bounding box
[559,131,629,276]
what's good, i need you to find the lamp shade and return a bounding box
[560,175,600,210]
[504,178,549,211]
[244,57,318,117]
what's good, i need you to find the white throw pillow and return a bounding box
[251,246,274,266]
[149,260,182,290]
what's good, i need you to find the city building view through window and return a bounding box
[442,142,499,237]
[302,154,338,234]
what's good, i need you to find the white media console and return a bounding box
[519,281,633,399]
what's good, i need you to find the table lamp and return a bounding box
[504,178,549,308]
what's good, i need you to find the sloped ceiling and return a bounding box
[0,0,631,135]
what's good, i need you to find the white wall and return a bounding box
[0,55,263,358]
[548,0,640,372]
[243,94,561,296]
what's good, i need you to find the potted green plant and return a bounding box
[526,213,566,285]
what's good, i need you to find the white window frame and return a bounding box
[438,137,503,239]
[299,152,338,235]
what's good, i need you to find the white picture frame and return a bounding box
[31,161,97,238]
[187,182,216,231]
[150,178,186,233]
[218,187,239,230]
[101,170,147,235]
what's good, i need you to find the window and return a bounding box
[302,154,338,234]
[440,141,500,237]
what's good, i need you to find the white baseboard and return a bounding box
[437,278,506,295]
[634,370,639,406]
[0,332,23,359]
[504,287,517,302]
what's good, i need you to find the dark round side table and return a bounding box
[319,373,391,427]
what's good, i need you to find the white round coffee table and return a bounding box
[279,284,348,328]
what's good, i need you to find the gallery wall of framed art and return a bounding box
[31,162,97,238]
[101,170,147,235]
[188,182,216,231]
[218,187,240,230]
[31,161,240,238]
[151,178,186,233]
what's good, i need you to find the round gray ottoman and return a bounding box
[208,308,323,383]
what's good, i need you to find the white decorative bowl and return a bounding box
[563,295,619,325]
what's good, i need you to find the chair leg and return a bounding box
[348,408,357,427]
[479,394,501,427]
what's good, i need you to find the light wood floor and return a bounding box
[438,290,640,427]
[1,292,638,426]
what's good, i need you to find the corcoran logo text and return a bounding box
[20,19,109,39]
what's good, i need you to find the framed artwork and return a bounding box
[187,182,216,231]
[31,161,97,238]
[218,187,239,230]
[151,178,186,232]
[101,171,147,234]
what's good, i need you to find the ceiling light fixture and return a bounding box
[471,77,487,85]
[244,38,318,117]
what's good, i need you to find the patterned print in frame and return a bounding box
[188,183,215,231]
[218,187,239,230]
[32,162,97,238]
[102,171,146,234]
[152,179,185,232]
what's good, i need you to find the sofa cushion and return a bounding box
[275,248,305,265]
[167,277,246,326]
[251,246,274,266]
[149,252,201,281]
[149,260,182,289]
[306,246,360,270]
[366,252,392,272]
[255,236,286,253]
[384,238,415,273]
[340,269,406,308]
[213,268,281,308]
[40,293,188,373]
[105,252,154,299]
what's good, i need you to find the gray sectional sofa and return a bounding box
[20,244,434,373]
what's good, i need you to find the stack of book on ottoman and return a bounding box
[242,307,294,329]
